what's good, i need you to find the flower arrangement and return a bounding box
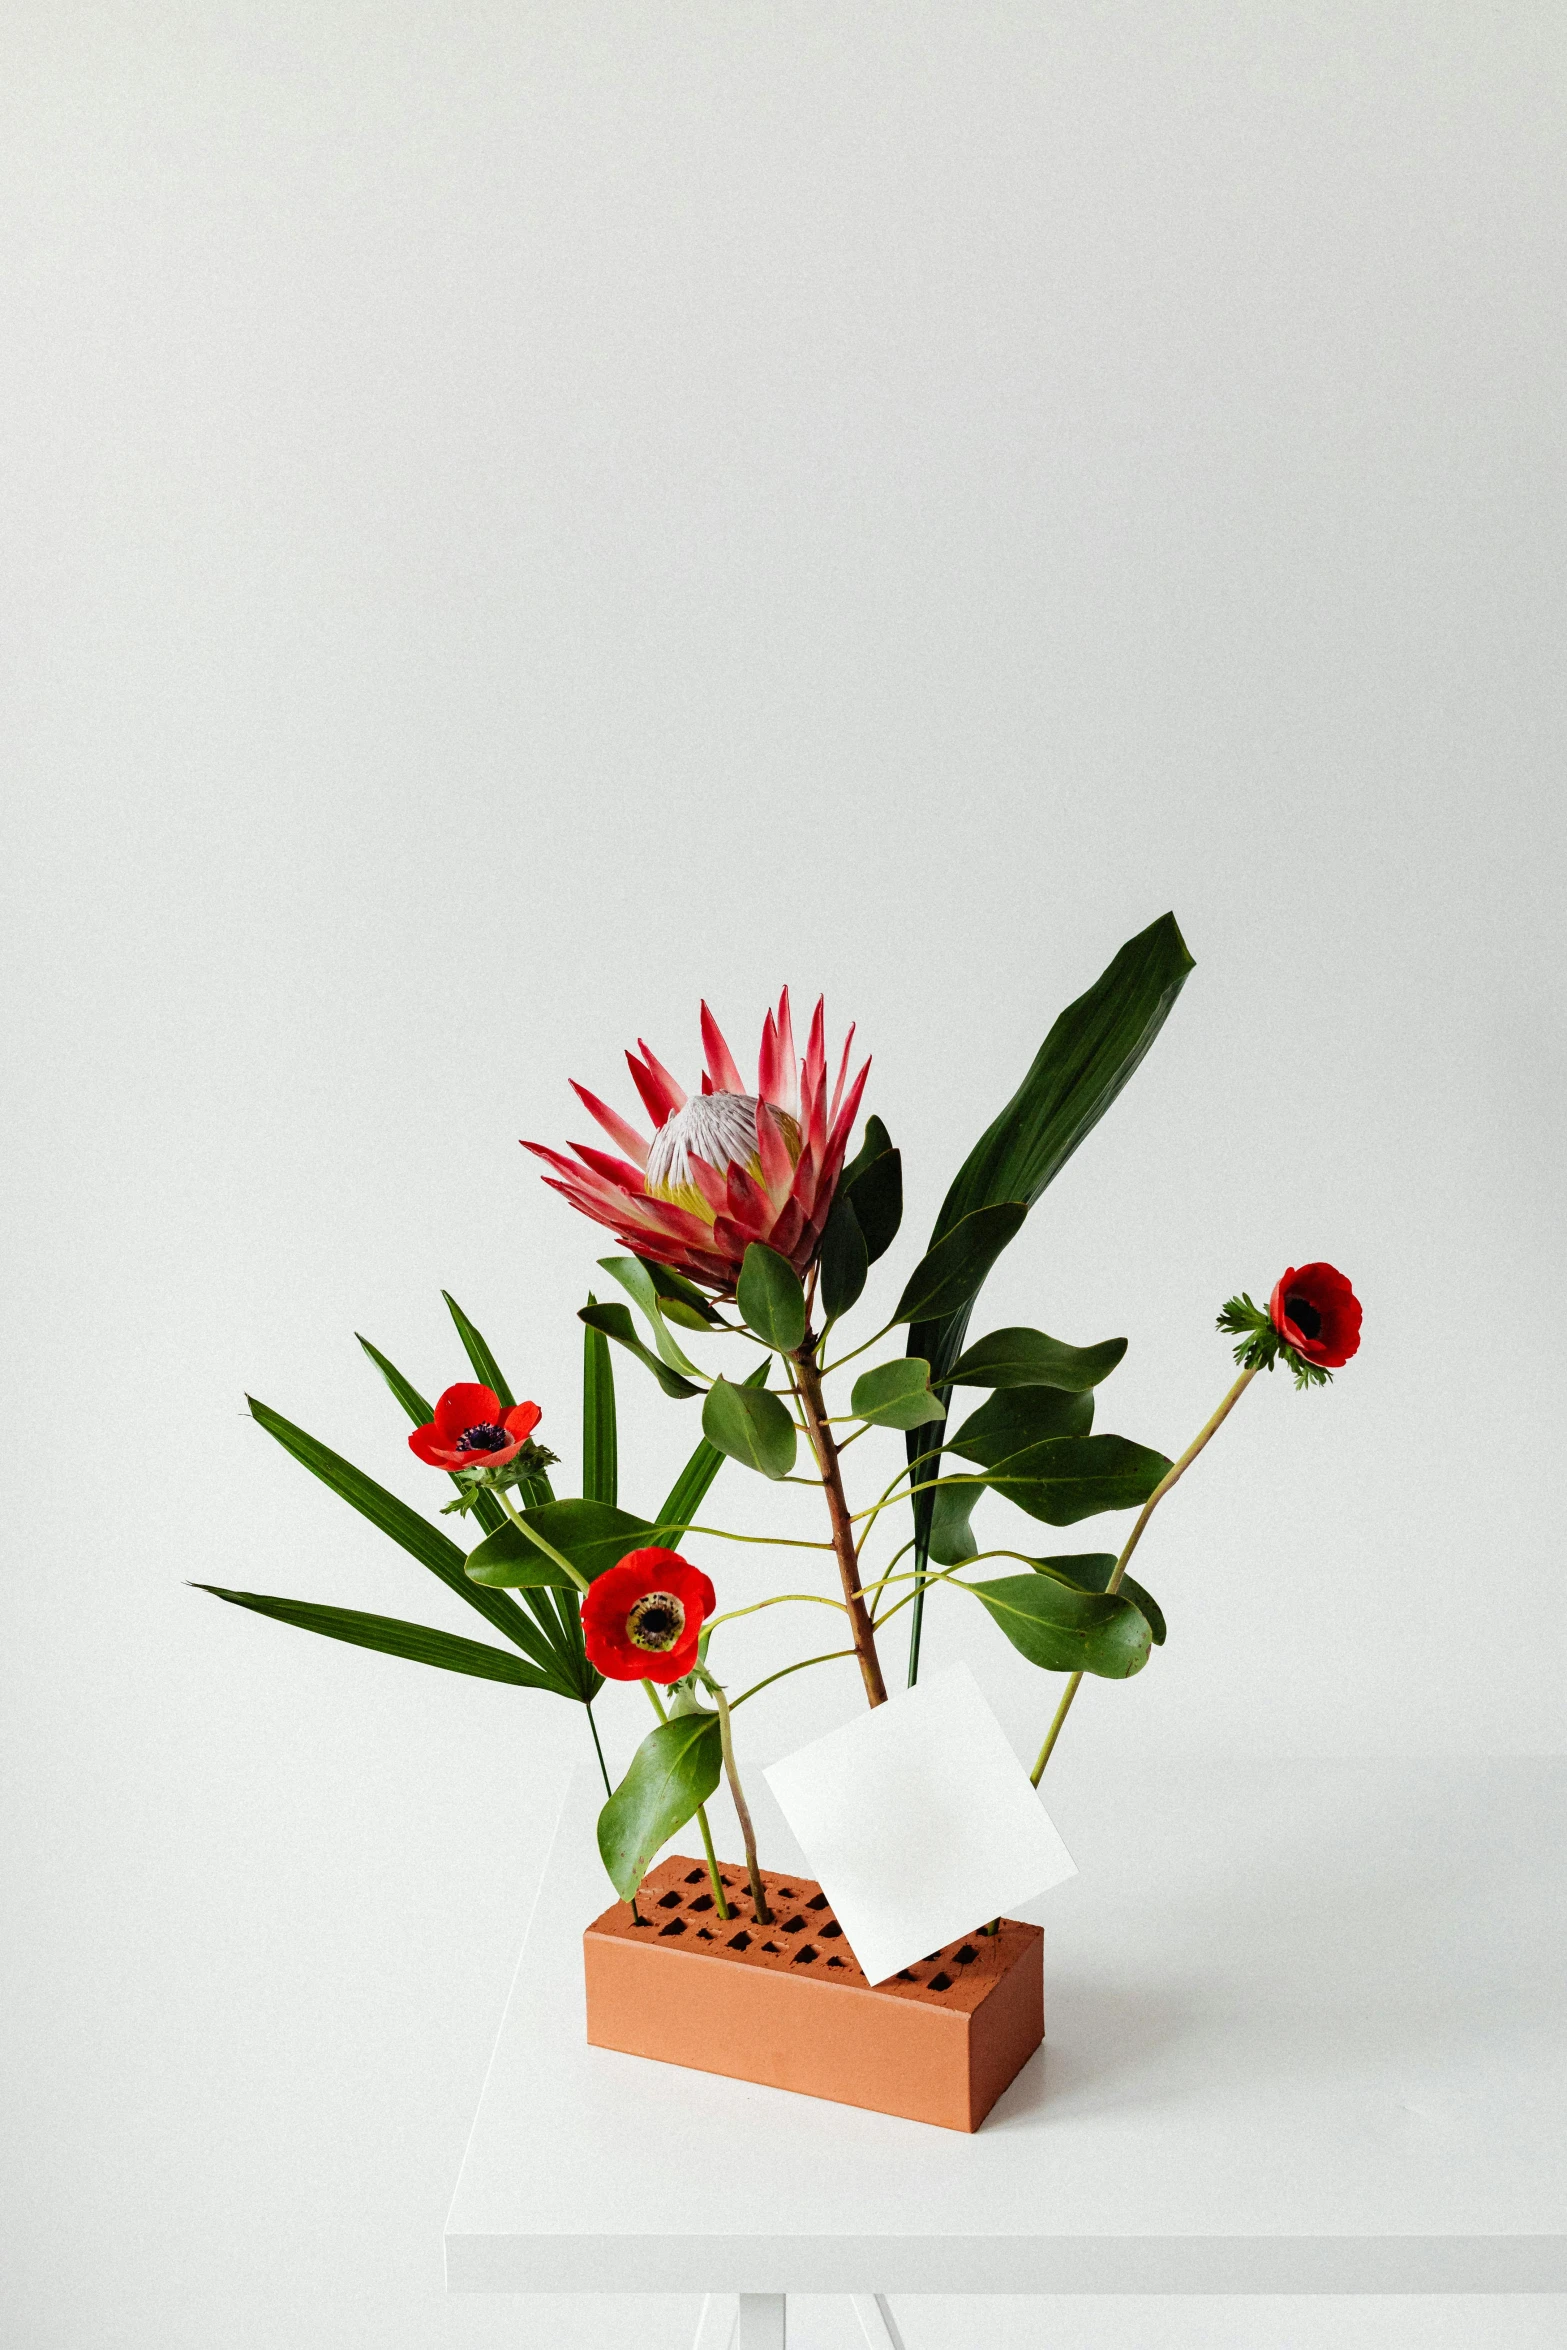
[202,913,1359,1960]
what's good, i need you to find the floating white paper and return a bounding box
[763,1661,1076,1985]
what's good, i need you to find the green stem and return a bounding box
[695,1803,731,1921]
[585,1699,612,1799]
[495,1489,591,1592]
[702,1672,771,1924]
[1030,1363,1261,1784]
[731,1648,858,1708]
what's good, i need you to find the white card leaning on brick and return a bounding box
[763,1661,1076,1986]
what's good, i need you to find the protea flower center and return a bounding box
[645,1091,801,1221]
[626,1590,687,1652]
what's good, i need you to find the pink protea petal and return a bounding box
[765,1196,807,1263]
[725,1159,771,1233]
[700,1002,747,1095]
[625,1051,674,1128]
[757,1008,782,1110]
[568,1142,651,1193]
[828,1023,857,1127]
[802,997,827,1109]
[637,1040,687,1117]
[569,1082,650,1168]
[773,987,799,1120]
[684,1153,730,1218]
[754,1099,795,1202]
[824,1056,871,1172]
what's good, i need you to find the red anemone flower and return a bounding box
[409,1383,542,1471]
[1269,1265,1362,1369]
[522,990,869,1295]
[581,1548,716,1684]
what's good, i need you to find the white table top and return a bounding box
[445,1755,1567,2299]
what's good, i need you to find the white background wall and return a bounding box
[4,6,1564,2346]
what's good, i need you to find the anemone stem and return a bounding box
[792,1336,887,1707]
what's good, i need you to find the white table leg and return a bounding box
[693,2294,738,2348]
[850,2296,907,2350]
[735,2294,786,2348]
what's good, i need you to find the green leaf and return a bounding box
[818,1191,869,1319]
[245,1396,565,1672]
[582,1300,618,1506]
[443,1292,515,1410]
[940,1326,1129,1394]
[736,1242,807,1353]
[640,1258,725,1329]
[948,1385,1094,1465]
[355,1335,433,1427]
[195,1585,563,1689]
[597,1711,725,1901]
[985,1434,1172,1526]
[1031,1552,1166,1646]
[655,1359,771,1534]
[841,1115,903,1263]
[597,1257,706,1376]
[850,1357,946,1430]
[967,1573,1152,1679]
[466,1499,656,1587]
[892,1203,1028,1326]
[579,1302,702,1399]
[927,1477,981,1566]
[701,1375,797,1479]
[904,913,1195,1680]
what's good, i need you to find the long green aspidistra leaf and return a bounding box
[582,1300,619,1506]
[245,1396,564,1676]
[443,1291,515,1408]
[904,913,1194,1679]
[194,1585,565,1690]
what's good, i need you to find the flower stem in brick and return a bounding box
[700,1669,772,1925]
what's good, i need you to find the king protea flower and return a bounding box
[522,991,869,1294]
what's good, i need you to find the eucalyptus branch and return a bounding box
[793,1331,887,1706]
[705,1592,849,1630]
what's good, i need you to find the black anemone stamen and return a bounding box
[457,1422,511,1454]
[1285,1294,1323,1341]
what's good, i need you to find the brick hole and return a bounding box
[688,1895,714,1913]
[896,1969,918,1982]
[659,1918,688,1938]
[760,1941,781,1954]
[793,1945,818,1964]
[775,1887,795,1898]
[684,1869,707,1884]
[826,1955,847,1969]
[927,1970,954,1991]
[954,1944,979,1964]
[657,1890,683,1910]
[806,1893,829,1911]
[819,1921,843,1940]
[779,1915,807,1935]
[632,1914,654,1929]
[727,1930,752,1951]
[696,1928,715,1940]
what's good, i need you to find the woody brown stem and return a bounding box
[793,1338,887,1707]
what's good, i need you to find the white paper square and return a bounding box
[762,1661,1076,1985]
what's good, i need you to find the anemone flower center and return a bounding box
[1285,1294,1323,1341]
[626,1591,686,1651]
[457,1422,511,1454]
[645,1091,801,1210]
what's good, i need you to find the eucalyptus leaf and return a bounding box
[984,1434,1172,1526]
[841,1115,903,1262]
[818,1191,869,1319]
[466,1500,655,1588]
[850,1358,946,1430]
[655,1360,771,1534]
[892,1203,1028,1327]
[940,1326,1129,1393]
[967,1573,1152,1679]
[701,1375,797,1479]
[195,1585,566,1692]
[597,1711,725,1900]
[1031,1552,1167,1646]
[737,1242,807,1354]
[948,1385,1093,1464]
[579,1302,702,1399]
[926,1477,982,1567]
[597,1257,706,1376]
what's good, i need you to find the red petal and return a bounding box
[700,1001,747,1095]
[408,1425,461,1467]
[434,1383,500,1442]
[569,1082,649,1168]
[569,1141,651,1194]
[503,1402,542,1442]
[625,1050,676,1129]
[755,1100,794,1200]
